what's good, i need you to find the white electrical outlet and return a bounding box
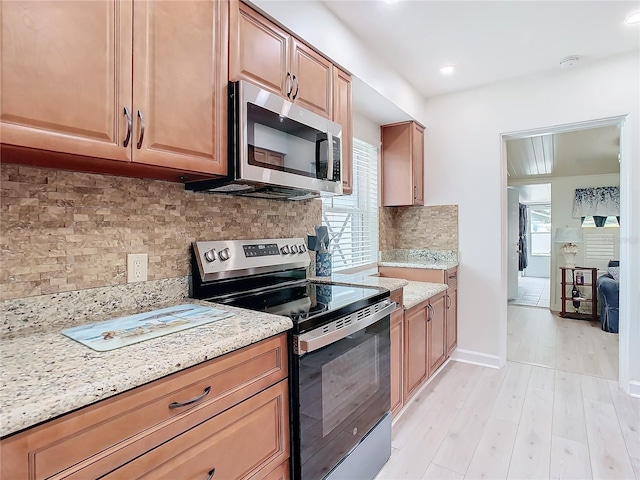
[127,253,148,283]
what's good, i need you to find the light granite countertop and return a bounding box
[310,274,409,293]
[378,260,459,270]
[402,281,448,309]
[0,297,291,438]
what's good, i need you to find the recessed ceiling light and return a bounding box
[440,64,456,75]
[625,10,640,24]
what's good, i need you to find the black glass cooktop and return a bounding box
[213,281,388,334]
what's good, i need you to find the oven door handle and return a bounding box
[295,300,397,355]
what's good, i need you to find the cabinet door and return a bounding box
[428,294,446,376]
[132,0,227,175]
[290,39,332,118]
[446,288,458,355]
[105,380,289,480]
[404,303,427,401]
[229,2,288,98]
[390,303,404,418]
[412,123,425,205]
[0,0,132,162]
[333,67,353,195]
[381,122,412,206]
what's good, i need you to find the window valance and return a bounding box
[572,186,620,218]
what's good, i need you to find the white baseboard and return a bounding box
[449,348,502,369]
[629,381,640,398]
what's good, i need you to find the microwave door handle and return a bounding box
[326,132,334,180]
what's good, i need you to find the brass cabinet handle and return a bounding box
[286,72,293,98]
[123,107,132,147]
[136,110,145,149]
[292,74,299,100]
[206,468,216,480]
[168,386,211,409]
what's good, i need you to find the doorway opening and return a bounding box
[508,184,552,308]
[502,117,625,384]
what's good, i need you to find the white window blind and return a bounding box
[321,138,379,272]
[584,233,615,261]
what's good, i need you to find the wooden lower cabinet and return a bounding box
[389,289,404,418]
[428,292,447,376]
[446,287,458,355]
[0,334,289,480]
[105,380,289,480]
[263,460,290,480]
[403,300,428,401]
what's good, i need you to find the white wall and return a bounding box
[423,52,639,393]
[353,111,381,147]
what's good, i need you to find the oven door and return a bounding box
[291,305,393,480]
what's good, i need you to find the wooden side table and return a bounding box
[559,267,598,321]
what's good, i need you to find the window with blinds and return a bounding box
[321,138,379,272]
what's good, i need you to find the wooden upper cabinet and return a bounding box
[381,120,425,206]
[290,38,332,118]
[412,122,425,204]
[229,1,333,120]
[132,0,228,175]
[333,67,353,195]
[229,1,289,97]
[0,0,133,162]
[1,0,228,178]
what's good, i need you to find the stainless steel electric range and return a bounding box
[191,238,395,480]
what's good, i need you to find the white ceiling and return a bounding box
[321,0,640,99]
[511,184,552,204]
[506,125,621,180]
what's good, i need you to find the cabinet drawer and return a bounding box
[105,380,290,480]
[1,334,287,480]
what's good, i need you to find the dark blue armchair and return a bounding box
[596,260,619,333]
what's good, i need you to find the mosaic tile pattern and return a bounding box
[378,205,458,251]
[0,164,322,301]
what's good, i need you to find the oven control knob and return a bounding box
[204,249,217,262]
[280,245,290,255]
[290,244,298,254]
[298,244,307,253]
[218,248,231,261]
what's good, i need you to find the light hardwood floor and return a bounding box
[508,305,618,379]
[377,306,637,479]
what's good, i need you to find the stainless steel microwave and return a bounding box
[186,80,343,200]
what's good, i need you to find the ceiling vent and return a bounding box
[560,56,580,69]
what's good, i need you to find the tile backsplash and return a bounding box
[379,205,458,251]
[0,164,322,301]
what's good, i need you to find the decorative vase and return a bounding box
[315,253,332,277]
